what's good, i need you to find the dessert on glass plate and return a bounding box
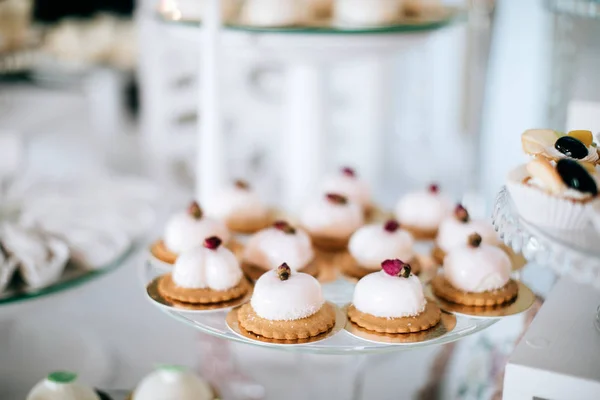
[300,192,364,252]
[131,365,215,400]
[154,236,251,310]
[205,179,272,235]
[241,220,319,280]
[320,166,374,218]
[27,371,109,400]
[394,183,452,240]
[347,259,441,334]
[432,204,500,264]
[342,219,421,279]
[150,201,240,266]
[507,157,598,230]
[521,128,600,164]
[431,233,517,307]
[233,263,338,343]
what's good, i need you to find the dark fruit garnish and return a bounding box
[383,220,400,233]
[277,263,291,281]
[555,136,588,159]
[341,166,356,177]
[235,179,249,190]
[556,159,598,195]
[468,233,482,248]
[454,204,470,223]
[203,236,222,250]
[428,184,439,194]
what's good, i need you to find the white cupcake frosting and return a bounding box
[164,210,230,254]
[300,195,364,238]
[444,243,511,293]
[353,271,426,318]
[394,189,452,231]
[348,223,414,270]
[335,0,402,25]
[251,270,324,321]
[205,183,269,223]
[544,144,599,163]
[320,169,371,209]
[243,227,314,271]
[27,372,99,400]
[241,0,307,26]
[436,217,500,253]
[172,244,242,291]
[133,367,212,400]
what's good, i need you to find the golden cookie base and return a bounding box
[431,275,518,306]
[241,259,319,281]
[158,274,250,304]
[431,245,445,265]
[237,302,337,340]
[225,215,271,235]
[401,225,438,240]
[347,301,441,334]
[341,257,422,280]
[309,233,351,252]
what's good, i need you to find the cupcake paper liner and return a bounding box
[506,165,592,230]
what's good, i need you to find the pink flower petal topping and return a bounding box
[187,201,203,219]
[383,219,400,233]
[234,179,250,190]
[454,204,470,223]
[326,193,348,205]
[277,263,291,281]
[428,183,439,194]
[341,166,356,177]
[382,259,411,278]
[203,236,222,250]
[468,233,482,248]
[273,220,296,234]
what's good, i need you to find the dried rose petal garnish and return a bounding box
[234,179,250,190]
[382,259,411,278]
[383,220,400,233]
[273,220,296,234]
[188,201,203,219]
[341,166,356,177]
[428,183,439,194]
[204,236,222,250]
[277,263,291,281]
[468,233,482,248]
[326,193,348,205]
[454,204,470,223]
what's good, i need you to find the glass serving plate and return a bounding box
[492,186,600,289]
[142,262,497,355]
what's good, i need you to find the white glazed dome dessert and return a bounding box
[300,193,364,251]
[237,264,336,340]
[347,259,441,333]
[133,366,213,400]
[394,183,452,239]
[158,236,249,305]
[334,0,402,26]
[320,167,372,211]
[27,371,99,400]
[431,233,518,307]
[435,204,500,254]
[349,220,414,270]
[241,0,307,27]
[164,201,231,254]
[205,180,270,234]
[243,221,314,272]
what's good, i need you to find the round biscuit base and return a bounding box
[309,233,351,252]
[431,275,519,306]
[401,224,438,240]
[237,303,336,340]
[347,301,441,334]
[158,274,250,304]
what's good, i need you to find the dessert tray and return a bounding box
[142,261,500,354]
[492,186,600,289]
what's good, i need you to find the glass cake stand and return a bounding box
[492,186,600,331]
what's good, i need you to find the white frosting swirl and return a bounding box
[444,243,511,293]
[27,376,99,400]
[251,270,324,321]
[334,0,402,25]
[353,271,426,318]
[436,217,500,252]
[321,173,371,209]
[394,191,452,231]
[205,184,269,222]
[348,224,414,270]
[241,0,307,26]
[133,368,212,400]
[544,144,599,163]
[172,245,242,291]
[300,196,364,238]
[164,211,230,254]
[243,227,314,271]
